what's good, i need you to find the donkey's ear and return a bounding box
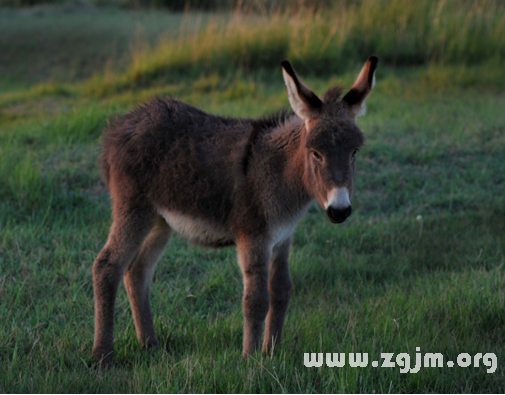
[281,60,322,122]
[342,56,378,120]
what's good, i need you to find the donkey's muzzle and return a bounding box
[327,205,352,224]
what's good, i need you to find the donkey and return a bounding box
[93,56,378,364]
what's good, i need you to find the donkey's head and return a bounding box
[281,56,378,224]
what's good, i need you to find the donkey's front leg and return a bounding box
[237,237,271,357]
[263,237,292,353]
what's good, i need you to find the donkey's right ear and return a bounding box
[342,56,378,120]
[281,60,322,122]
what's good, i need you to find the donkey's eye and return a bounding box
[352,149,359,158]
[312,151,323,162]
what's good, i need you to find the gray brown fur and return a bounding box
[93,57,378,365]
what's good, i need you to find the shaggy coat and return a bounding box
[92,57,378,365]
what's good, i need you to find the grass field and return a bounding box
[1,2,505,392]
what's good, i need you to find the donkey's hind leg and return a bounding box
[92,207,157,365]
[262,237,293,354]
[124,216,172,350]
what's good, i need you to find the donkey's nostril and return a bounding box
[327,205,352,224]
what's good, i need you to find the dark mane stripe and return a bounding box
[322,86,344,105]
[242,108,293,174]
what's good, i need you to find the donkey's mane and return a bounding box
[247,107,294,130]
[322,86,344,109]
[241,107,294,174]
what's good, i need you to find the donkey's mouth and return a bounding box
[329,216,347,224]
[326,206,352,224]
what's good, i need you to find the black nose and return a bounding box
[327,205,352,224]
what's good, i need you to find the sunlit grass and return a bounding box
[81,0,505,95]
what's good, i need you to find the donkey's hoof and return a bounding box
[143,339,159,351]
[262,344,278,356]
[93,348,114,368]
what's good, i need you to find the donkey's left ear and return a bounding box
[281,60,322,123]
[342,56,378,121]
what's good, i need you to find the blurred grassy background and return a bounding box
[2,0,505,85]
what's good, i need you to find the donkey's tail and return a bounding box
[99,110,138,191]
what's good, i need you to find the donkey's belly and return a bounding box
[158,208,235,248]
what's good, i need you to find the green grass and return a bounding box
[1,3,505,393]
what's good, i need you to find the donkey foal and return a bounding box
[93,56,378,364]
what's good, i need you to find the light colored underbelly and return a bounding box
[269,206,309,247]
[158,208,234,247]
[270,221,297,247]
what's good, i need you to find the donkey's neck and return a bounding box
[266,117,313,207]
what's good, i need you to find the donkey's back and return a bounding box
[93,57,378,365]
[102,97,246,195]
[101,97,256,246]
